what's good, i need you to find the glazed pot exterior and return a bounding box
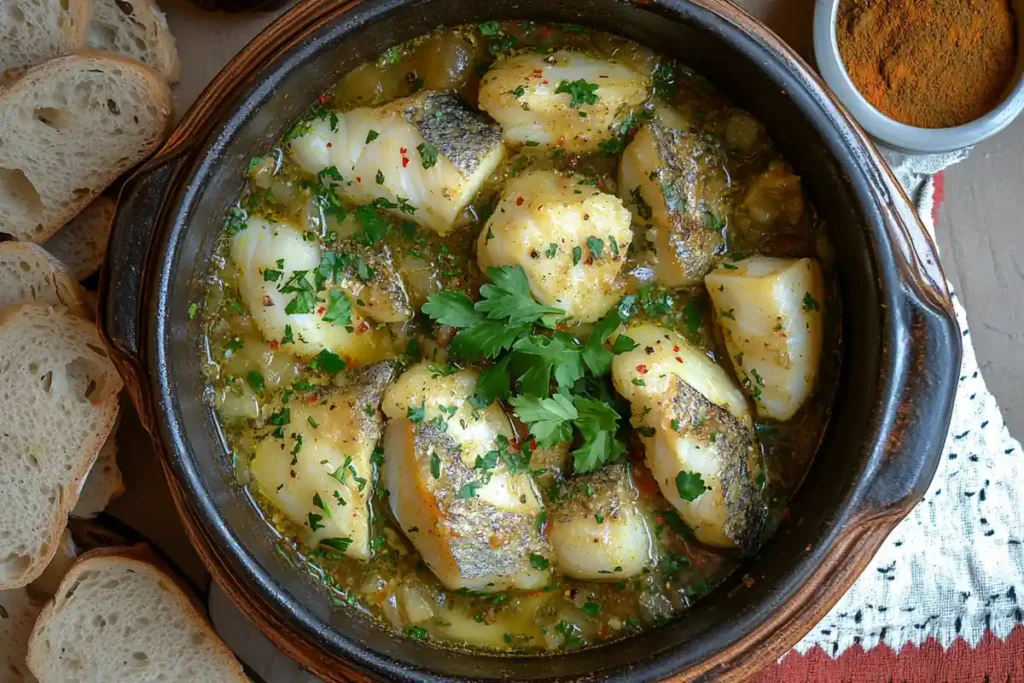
[100,1,961,680]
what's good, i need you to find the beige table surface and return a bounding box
[112,0,1024,633]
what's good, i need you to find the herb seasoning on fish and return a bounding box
[197,19,840,653]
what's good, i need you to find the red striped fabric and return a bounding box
[757,625,1024,682]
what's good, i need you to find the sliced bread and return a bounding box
[0,0,90,81]
[71,434,124,519]
[0,53,172,242]
[86,0,182,84]
[28,530,79,600]
[43,196,116,281]
[0,242,87,315]
[0,304,122,590]
[1,586,43,682]
[27,546,249,682]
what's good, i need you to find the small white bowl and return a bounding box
[813,0,1024,153]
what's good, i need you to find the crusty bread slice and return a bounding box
[70,434,123,519]
[86,0,182,84]
[43,197,115,281]
[0,53,172,242]
[27,546,249,682]
[0,305,122,590]
[0,0,90,81]
[0,242,87,316]
[27,530,78,600]
[1,586,43,682]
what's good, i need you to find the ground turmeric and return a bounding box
[837,0,1018,128]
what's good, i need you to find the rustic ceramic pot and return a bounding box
[100,0,961,680]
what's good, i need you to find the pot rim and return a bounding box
[102,0,961,680]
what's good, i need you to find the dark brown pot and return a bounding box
[100,0,961,680]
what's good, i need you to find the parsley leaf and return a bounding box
[422,291,483,328]
[450,320,529,361]
[572,398,626,473]
[472,355,512,408]
[354,205,389,245]
[247,370,265,393]
[477,265,564,327]
[322,290,352,326]
[509,392,577,447]
[417,142,439,169]
[457,481,482,499]
[555,79,600,108]
[675,470,709,501]
[319,537,353,553]
[512,334,584,395]
[803,292,820,312]
[311,349,345,374]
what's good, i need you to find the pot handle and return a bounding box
[857,165,962,520]
[99,153,188,430]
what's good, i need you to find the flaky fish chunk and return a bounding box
[548,463,653,579]
[478,51,650,153]
[250,363,394,560]
[619,121,730,286]
[612,323,767,553]
[289,91,505,235]
[706,256,825,421]
[477,170,632,323]
[229,217,394,363]
[381,362,550,592]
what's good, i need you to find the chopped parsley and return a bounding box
[417,142,439,169]
[555,79,600,108]
[675,470,709,502]
[246,370,264,393]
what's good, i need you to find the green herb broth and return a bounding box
[197,20,841,654]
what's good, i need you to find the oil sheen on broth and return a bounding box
[199,21,839,653]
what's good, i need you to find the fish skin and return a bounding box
[401,91,504,179]
[664,378,767,555]
[620,121,730,286]
[412,423,548,583]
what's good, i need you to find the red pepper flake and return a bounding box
[636,364,648,374]
[357,320,370,335]
[541,80,549,85]
[516,196,525,206]
[402,157,410,168]
[531,69,544,77]
[269,340,280,350]
[318,94,330,104]
[326,142,332,148]
[355,176,361,183]
[308,395,318,403]
[673,345,680,352]
[557,135,565,147]
[675,356,683,363]
[317,306,326,315]
[400,147,407,154]
[597,179,606,189]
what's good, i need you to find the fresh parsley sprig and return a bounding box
[421,265,636,474]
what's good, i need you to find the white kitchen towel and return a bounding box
[792,149,1024,657]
